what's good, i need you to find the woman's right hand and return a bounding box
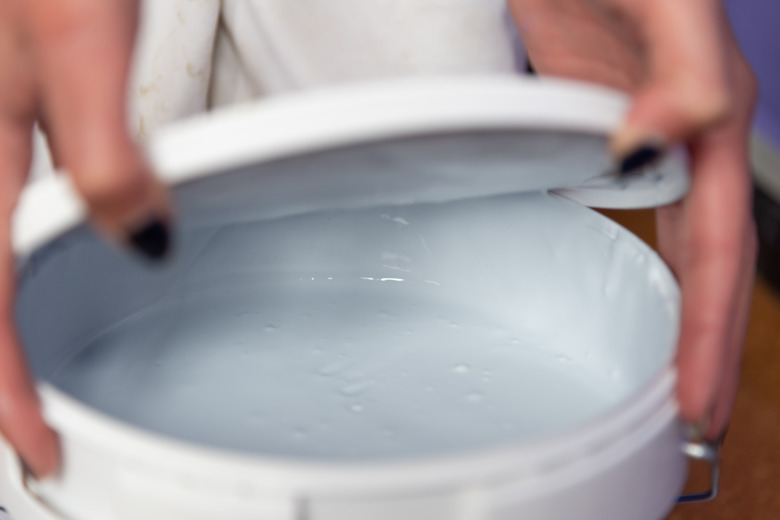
[0,0,168,478]
[511,0,757,443]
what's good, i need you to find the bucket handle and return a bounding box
[677,438,720,503]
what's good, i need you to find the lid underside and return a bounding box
[13,77,689,256]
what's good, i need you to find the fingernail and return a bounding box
[21,458,36,479]
[126,217,171,261]
[618,143,664,175]
[684,420,707,443]
[525,55,537,75]
[684,406,715,443]
[21,458,46,481]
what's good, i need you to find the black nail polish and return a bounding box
[525,55,537,76]
[127,218,171,261]
[20,459,37,480]
[619,144,663,175]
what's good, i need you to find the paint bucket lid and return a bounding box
[13,76,688,256]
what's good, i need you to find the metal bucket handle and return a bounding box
[677,438,721,503]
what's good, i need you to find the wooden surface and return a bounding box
[600,208,780,520]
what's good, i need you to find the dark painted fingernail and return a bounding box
[525,55,537,75]
[20,459,39,481]
[127,217,171,261]
[619,143,663,175]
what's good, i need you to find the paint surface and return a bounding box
[18,192,678,460]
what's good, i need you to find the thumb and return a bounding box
[24,0,171,260]
[611,0,732,168]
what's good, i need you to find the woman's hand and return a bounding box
[0,0,167,478]
[510,0,757,441]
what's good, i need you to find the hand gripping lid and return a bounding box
[13,77,688,255]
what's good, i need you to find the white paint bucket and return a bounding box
[2,78,701,520]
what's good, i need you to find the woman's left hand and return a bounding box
[510,0,757,442]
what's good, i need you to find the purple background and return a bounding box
[726,0,780,148]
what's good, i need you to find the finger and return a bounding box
[611,0,733,161]
[656,39,757,439]
[0,229,60,479]
[0,127,60,478]
[671,128,753,439]
[23,0,171,260]
[0,2,60,478]
[705,219,755,439]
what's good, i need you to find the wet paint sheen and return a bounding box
[16,192,678,460]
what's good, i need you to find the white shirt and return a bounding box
[130,0,520,139]
[32,0,522,179]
